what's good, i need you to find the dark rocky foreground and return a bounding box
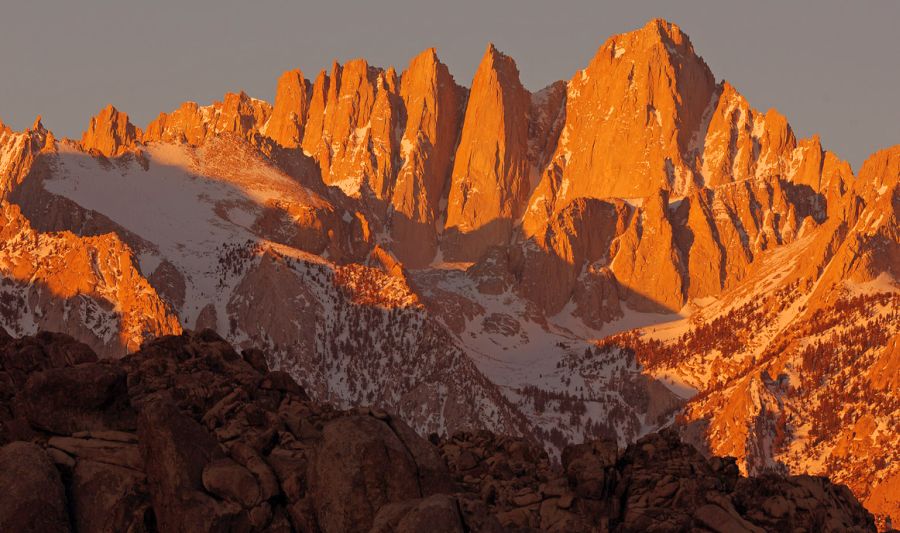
[0,329,876,532]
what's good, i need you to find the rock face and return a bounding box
[523,17,716,238]
[0,441,71,533]
[308,416,438,531]
[609,189,686,312]
[0,330,878,532]
[0,202,182,356]
[81,104,141,157]
[390,48,464,266]
[443,44,531,262]
[264,69,310,149]
[19,362,134,434]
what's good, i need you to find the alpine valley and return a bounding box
[0,18,897,527]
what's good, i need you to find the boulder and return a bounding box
[70,459,153,533]
[18,362,134,434]
[202,457,261,508]
[308,415,423,532]
[371,494,466,533]
[0,441,71,532]
[138,399,246,532]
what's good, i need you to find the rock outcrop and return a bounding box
[81,105,141,158]
[144,91,272,146]
[0,202,181,356]
[264,69,310,149]
[389,48,464,266]
[443,44,531,262]
[0,329,878,532]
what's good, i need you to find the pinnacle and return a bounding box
[601,17,695,62]
[482,42,510,65]
[417,46,439,62]
[643,17,682,36]
[280,67,305,79]
[406,48,446,78]
[478,42,519,78]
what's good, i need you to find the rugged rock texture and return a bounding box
[0,202,181,356]
[264,69,310,149]
[609,189,686,312]
[518,197,629,314]
[523,17,717,238]
[390,48,464,266]
[299,59,401,201]
[0,441,72,532]
[443,44,531,262]
[81,105,141,158]
[0,330,878,532]
[144,92,272,146]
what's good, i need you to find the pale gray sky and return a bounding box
[1,0,897,169]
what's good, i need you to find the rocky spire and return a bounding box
[264,69,310,149]
[443,43,532,262]
[389,48,464,267]
[81,105,141,157]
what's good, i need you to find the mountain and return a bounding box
[0,329,878,532]
[0,18,896,527]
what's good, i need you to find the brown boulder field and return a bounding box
[0,330,877,532]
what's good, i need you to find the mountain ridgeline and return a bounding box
[0,18,897,527]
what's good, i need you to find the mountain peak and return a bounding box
[443,38,531,261]
[481,42,514,65]
[474,42,522,91]
[406,47,437,72]
[388,43,464,266]
[265,68,310,149]
[415,46,439,63]
[598,17,703,67]
[81,104,141,157]
[642,17,687,42]
[520,17,716,217]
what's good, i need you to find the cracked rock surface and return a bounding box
[0,329,877,532]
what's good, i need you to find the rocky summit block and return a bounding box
[0,329,879,532]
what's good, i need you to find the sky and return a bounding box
[1,0,897,169]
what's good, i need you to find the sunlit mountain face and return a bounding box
[0,18,896,530]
